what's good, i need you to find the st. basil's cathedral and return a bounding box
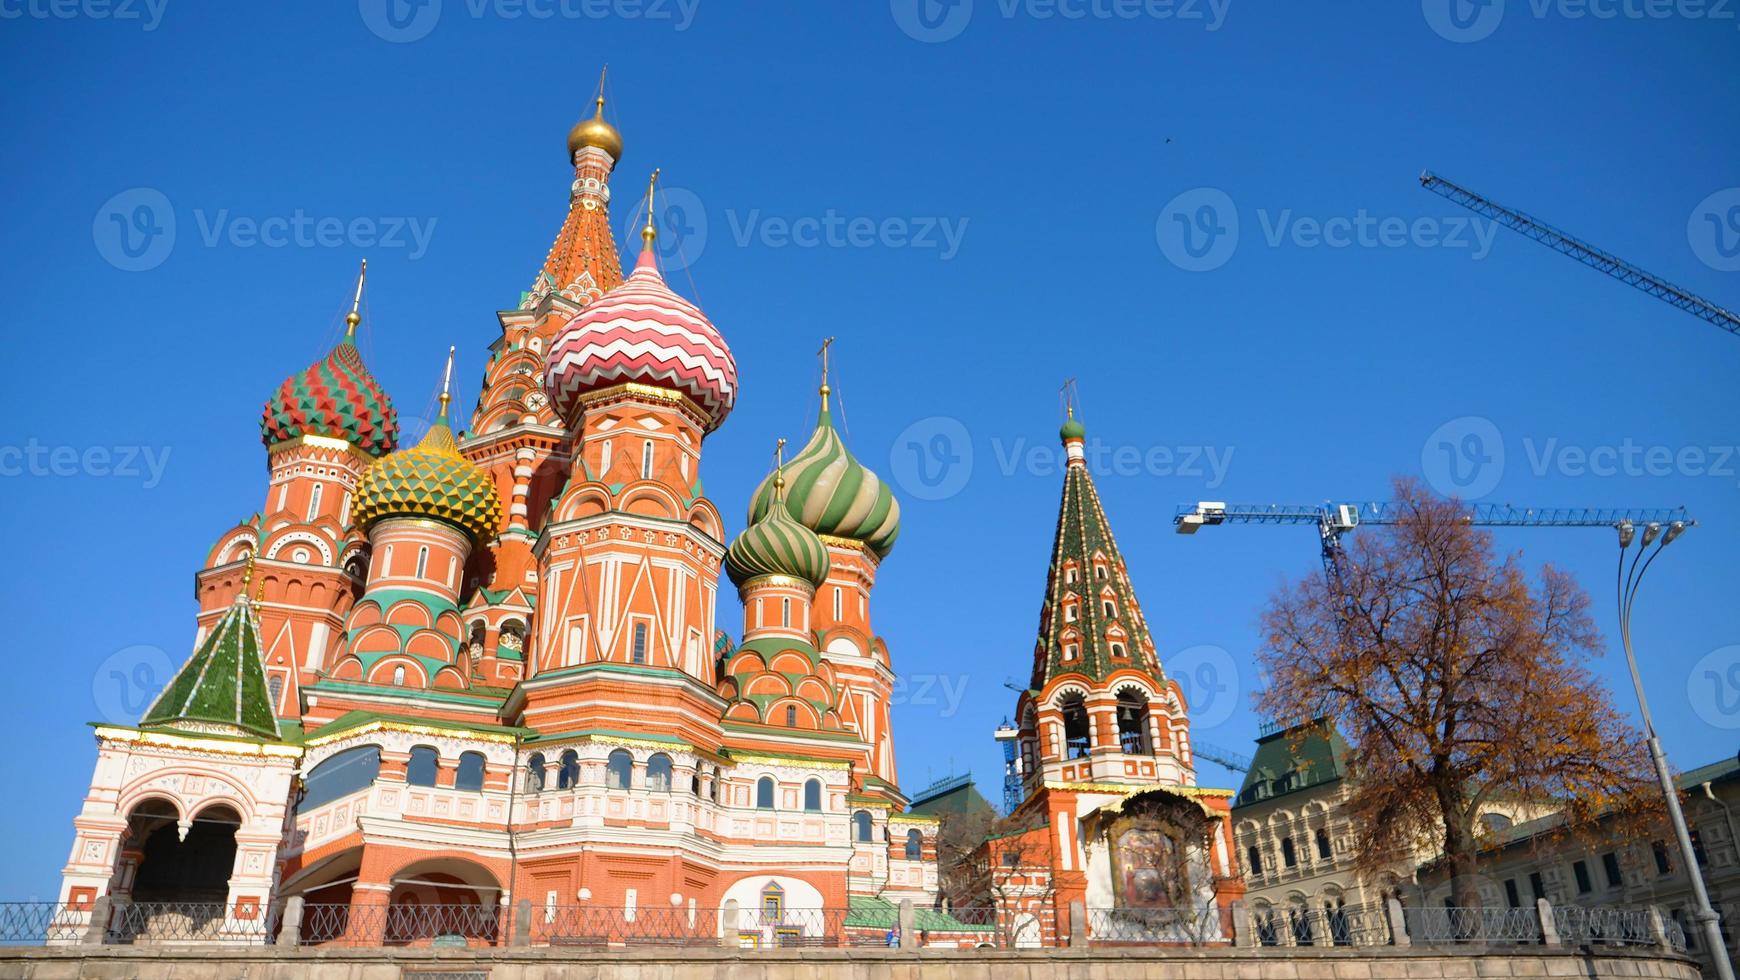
[54,81,1240,948]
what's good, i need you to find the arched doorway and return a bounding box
[117,800,241,941]
[385,858,503,947]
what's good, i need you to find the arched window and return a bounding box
[785,705,798,727]
[606,749,633,790]
[641,440,654,479]
[631,623,648,664]
[1060,691,1091,759]
[526,752,546,793]
[1281,837,1298,868]
[415,546,429,579]
[756,776,775,809]
[853,809,873,842]
[833,588,843,620]
[646,754,673,792]
[781,597,791,627]
[455,752,486,792]
[1095,565,1107,579]
[1116,689,1151,754]
[307,482,323,521]
[1247,845,1263,876]
[1102,599,1116,618]
[1315,828,1333,860]
[558,750,580,789]
[407,746,439,787]
[905,828,922,860]
[803,778,822,812]
[691,772,702,796]
[391,665,406,686]
[301,744,381,809]
[600,439,612,471]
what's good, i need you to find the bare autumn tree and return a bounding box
[1256,478,1653,908]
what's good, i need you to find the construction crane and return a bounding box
[1420,171,1740,338]
[1191,739,1253,776]
[1175,500,1694,586]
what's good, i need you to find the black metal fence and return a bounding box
[0,898,1690,953]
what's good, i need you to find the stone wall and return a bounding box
[0,944,1702,980]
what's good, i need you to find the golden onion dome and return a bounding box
[567,96,623,163]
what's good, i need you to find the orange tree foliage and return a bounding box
[1255,478,1652,907]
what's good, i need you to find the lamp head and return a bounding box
[1641,522,1662,548]
[1617,521,1635,549]
[1663,520,1687,546]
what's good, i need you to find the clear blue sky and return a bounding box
[1,2,1736,899]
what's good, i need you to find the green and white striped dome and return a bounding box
[727,475,832,588]
[746,399,900,558]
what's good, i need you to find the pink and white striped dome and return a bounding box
[543,247,738,431]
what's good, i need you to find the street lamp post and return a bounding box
[1616,520,1733,980]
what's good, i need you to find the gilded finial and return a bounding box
[567,65,624,163]
[439,345,456,417]
[239,547,260,605]
[641,168,661,247]
[817,336,835,407]
[773,438,788,496]
[1060,377,1079,420]
[345,259,367,338]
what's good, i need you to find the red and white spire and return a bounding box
[542,170,738,432]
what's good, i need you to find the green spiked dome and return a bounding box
[352,401,502,543]
[747,395,900,558]
[727,474,832,588]
[141,568,280,740]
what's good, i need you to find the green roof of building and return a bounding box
[141,589,280,741]
[1233,718,1348,809]
[908,774,995,820]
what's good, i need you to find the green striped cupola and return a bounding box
[727,466,832,589]
[1030,410,1165,689]
[140,559,280,740]
[746,379,900,558]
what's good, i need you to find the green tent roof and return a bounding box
[141,592,279,740]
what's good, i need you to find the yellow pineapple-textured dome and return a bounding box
[353,408,501,543]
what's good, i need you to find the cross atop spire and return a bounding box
[344,258,367,339]
[817,336,836,407]
[641,168,661,248]
[438,344,456,418]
